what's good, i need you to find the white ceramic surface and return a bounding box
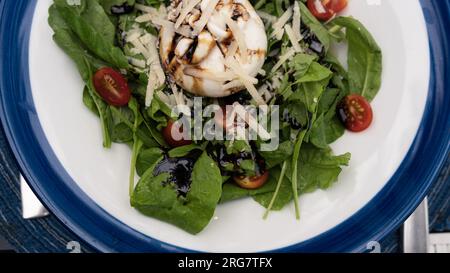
[29,0,430,252]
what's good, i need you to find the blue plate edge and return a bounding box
[0,0,448,253]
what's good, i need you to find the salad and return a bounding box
[48,0,382,234]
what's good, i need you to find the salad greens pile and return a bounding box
[48,0,382,234]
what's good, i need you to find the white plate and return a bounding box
[29,0,429,252]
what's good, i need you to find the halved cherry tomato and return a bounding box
[162,120,193,147]
[234,170,270,190]
[307,0,348,21]
[93,67,131,106]
[336,94,373,132]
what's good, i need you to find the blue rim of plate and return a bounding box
[0,0,449,253]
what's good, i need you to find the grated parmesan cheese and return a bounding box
[175,0,202,29]
[233,102,271,140]
[225,58,265,105]
[224,15,249,63]
[193,0,220,35]
[293,1,302,41]
[271,48,296,73]
[270,7,293,40]
[284,24,302,52]
[313,0,327,14]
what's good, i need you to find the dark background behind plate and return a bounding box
[0,0,448,253]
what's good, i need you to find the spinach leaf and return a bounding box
[147,93,172,129]
[290,62,333,113]
[333,17,382,102]
[136,147,164,176]
[168,144,204,158]
[309,114,344,148]
[260,140,294,169]
[99,0,135,15]
[299,2,331,52]
[289,53,317,79]
[54,0,129,69]
[131,152,222,234]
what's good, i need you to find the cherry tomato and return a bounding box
[234,170,270,190]
[336,94,373,132]
[93,67,131,106]
[162,120,193,147]
[307,0,348,21]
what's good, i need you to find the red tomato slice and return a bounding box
[93,67,131,107]
[329,0,348,13]
[234,170,270,190]
[162,120,193,147]
[337,94,373,132]
[307,0,348,21]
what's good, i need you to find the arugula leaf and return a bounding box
[128,98,144,195]
[131,152,223,234]
[291,144,351,193]
[309,88,345,148]
[333,17,382,101]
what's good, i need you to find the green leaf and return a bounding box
[292,144,351,193]
[54,0,129,69]
[309,114,345,148]
[260,141,294,169]
[289,53,317,79]
[299,2,331,52]
[136,148,164,176]
[168,144,203,158]
[254,165,292,211]
[131,152,223,234]
[333,17,382,101]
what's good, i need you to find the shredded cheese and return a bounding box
[175,25,194,38]
[257,11,277,24]
[143,35,166,107]
[233,103,271,140]
[224,57,258,85]
[130,39,151,59]
[175,0,202,29]
[284,24,302,52]
[313,0,327,14]
[135,3,157,13]
[193,0,220,35]
[225,59,265,105]
[293,1,302,41]
[222,80,242,90]
[271,48,296,73]
[270,7,293,39]
[224,15,249,63]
